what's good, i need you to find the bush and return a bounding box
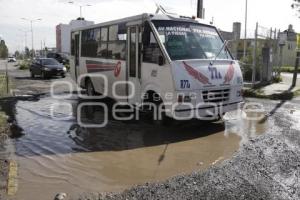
[272,75,282,83]
[273,66,300,73]
[241,64,261,82]
[19,60,30,70]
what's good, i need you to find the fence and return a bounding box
[228,23,279,85]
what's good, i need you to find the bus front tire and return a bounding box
[147,95,173,126]
[86,79,96,96]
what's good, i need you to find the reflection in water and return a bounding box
[224,109,267,145]
[11,96,268,200]
[68,100,227,152]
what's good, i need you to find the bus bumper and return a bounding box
[171,101,244,120]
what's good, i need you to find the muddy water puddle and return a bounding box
[8,95,268,200]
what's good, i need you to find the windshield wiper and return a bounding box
[210,40,228,66]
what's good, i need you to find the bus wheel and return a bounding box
[152,99,173,126]
[86,79,96,96]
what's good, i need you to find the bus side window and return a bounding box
[142,22,163,64]
[97,27,108,58]
[71,32,75,56]
[107,24,126,60]
[81,28,99,57]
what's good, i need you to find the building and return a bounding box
[56,19,94,55]
[219,22,241,41]
[35,47,56,58]
[278,25,297,66]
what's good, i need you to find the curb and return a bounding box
[242,88,300,101]
[7,160,18,196]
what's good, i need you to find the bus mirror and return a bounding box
[158,55,165,66]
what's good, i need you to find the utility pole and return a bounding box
[243,0,248,59]
[277,30,288,77]
[197,0,204,18]
[292,51,300,87]
[21,18,42,58]
[19,29,29,50]
[5,61,9,94]
[68,1,92,19]
[279,45,284,74]
[252,22,258,86]
[25,31,27,48]
[292,34,300,87]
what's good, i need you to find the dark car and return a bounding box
[30,58,66,79]
[46,53,69,65]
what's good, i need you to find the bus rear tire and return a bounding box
[86,78,96,96]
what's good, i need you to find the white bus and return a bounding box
[70,13,243,122]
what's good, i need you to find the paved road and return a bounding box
[0,60,75,96]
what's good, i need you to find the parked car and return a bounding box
[7,56,16,62]
[46,53,69,65]
[30,58,67,79]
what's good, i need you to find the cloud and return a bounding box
[0,0,299,52]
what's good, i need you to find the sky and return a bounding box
[0,0,299,53]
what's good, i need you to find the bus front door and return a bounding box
[74,33,80,81]
[127,26,141,105]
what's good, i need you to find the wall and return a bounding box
[281,41,297,66]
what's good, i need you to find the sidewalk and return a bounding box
[243,74,300,100]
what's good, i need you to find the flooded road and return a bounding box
[8,95,268,200]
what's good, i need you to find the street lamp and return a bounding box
[21,18,42,57]
[68,1,92,19]
[18,29,30,50]
[243,0,248,59]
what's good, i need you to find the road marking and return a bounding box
[7,160,18,196]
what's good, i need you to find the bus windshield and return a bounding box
[152,20,231,61]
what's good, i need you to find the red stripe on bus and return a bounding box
[182,61,211,85]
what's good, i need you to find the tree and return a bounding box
[14,50,22,59]
[29,49,35,58]
[0,40,8,59]
[25,47,30,58]
[292,0,300,17]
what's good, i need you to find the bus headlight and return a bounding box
[63,67,67,72]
